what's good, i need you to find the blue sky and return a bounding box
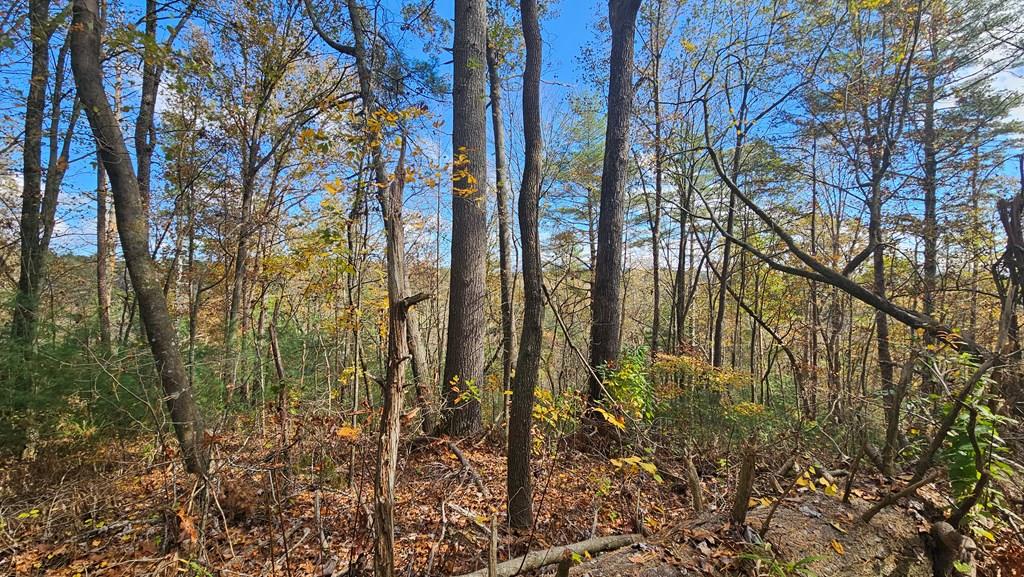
[10,0,610,256]
[6,0,1023,260]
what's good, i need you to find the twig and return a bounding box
[425,501,448,576]
[760,466,802,538]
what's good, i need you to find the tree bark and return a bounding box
[507,0,543,529]
[71,0,208,476]
[441,0,489,435]
[589,0,641,402]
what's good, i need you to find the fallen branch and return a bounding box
[446,440,491,498]
[447,503,491,537]
[861,471,940,522]
[452,533,643,577]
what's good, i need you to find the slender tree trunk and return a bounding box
[589,0,641,403]
[872,181,898,474]
[649,4,664,356]
[487,40,515,429]
[507,0,543,529]
[674,163,694,350]
[712,88,748,367]
[135,0,159,237]
[921,46,938,346]
[441,0,489,435]
[809,135,821,416]
[224,157,257,400]
[12,0,48,343]
[97,142,113,351]
[372,184,425,577]
[71,0,208,476]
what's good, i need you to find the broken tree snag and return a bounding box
[555,550,573,577]
[685,453,704,514]
[488,515,497,577]
[731,445,756,525]
[375,290,430,577]
[453,534,643,577]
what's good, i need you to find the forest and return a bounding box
[1,0,1024,575]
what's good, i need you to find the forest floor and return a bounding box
[1,414,1022,576]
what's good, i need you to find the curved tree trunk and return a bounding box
[71,0,208,476]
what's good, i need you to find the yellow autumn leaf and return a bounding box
[831,539,845,555]
[336,425,360,439]
[594,407,626,430]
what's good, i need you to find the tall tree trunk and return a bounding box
[487,40,515,429]
[12,0,55,344]
[134,0,158,237]
[372,174,426,577]
[712,86,748,368]
[921,44,938,346]
[872,180,897,474]
[674,162,694,350]
[225,163,257,400]
[327,4,432,569]
[441,0,488,435]
[809,134,821,417]
[507,0,543,529]
[71,0,208,476]
[12,0,48,343]
[589,0,641,403]
[649,0,664,357]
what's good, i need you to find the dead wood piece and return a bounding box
[685,454,704,514]
[452,533,643,577]
[861,471,940,522]
[488,516,497,577]
[555,550,573,577]
[731,448,756,525]
[446,440,491,498]
[447,503,491,537]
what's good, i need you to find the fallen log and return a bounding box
[453,533,643,577]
